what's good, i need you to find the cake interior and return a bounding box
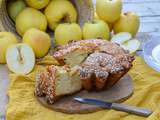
[55,66,82,96]
[64,51,89,67]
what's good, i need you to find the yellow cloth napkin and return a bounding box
[6,56,160,120]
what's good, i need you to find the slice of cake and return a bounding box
[35,65,81,104]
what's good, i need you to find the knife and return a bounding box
[74,97,153,117]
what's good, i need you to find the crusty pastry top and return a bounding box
[53,39,129,60]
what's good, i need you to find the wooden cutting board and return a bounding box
[37,74,133,114]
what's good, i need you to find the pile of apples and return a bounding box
[95,0,141,53]
[0,0,141,75]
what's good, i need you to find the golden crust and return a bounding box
[35,65,58,104]
[53,39,129,64]
[80,52,134,90]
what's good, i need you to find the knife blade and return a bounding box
[74,97,153,117]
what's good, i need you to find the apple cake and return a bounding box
[35,39,134,104]
[35,65,81,104]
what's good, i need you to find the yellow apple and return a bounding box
[113,12,140,37]
[7,0,26,22]
[96,0,122,23]
[55,23,82,45]
[25,0,50,10]
[23,28,51,58]
[94,12,113,32]
[16,8,47,36]
[45,0,77,31]
[0,32,18,64]
[82,20,110,40]
[6,43,35,74]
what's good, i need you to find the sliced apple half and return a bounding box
[111,32,132,44]
[121,39,141,54]
[6,43,35,74]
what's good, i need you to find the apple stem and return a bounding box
[61,14,70,23]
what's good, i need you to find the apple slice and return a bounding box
[152,44,160,62]
[6,43,35,74]
[121,39,141,54]
[111,32,132,44]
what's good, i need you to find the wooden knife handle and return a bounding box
[111,103,153,117]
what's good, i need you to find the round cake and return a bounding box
[35,39,134,104]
